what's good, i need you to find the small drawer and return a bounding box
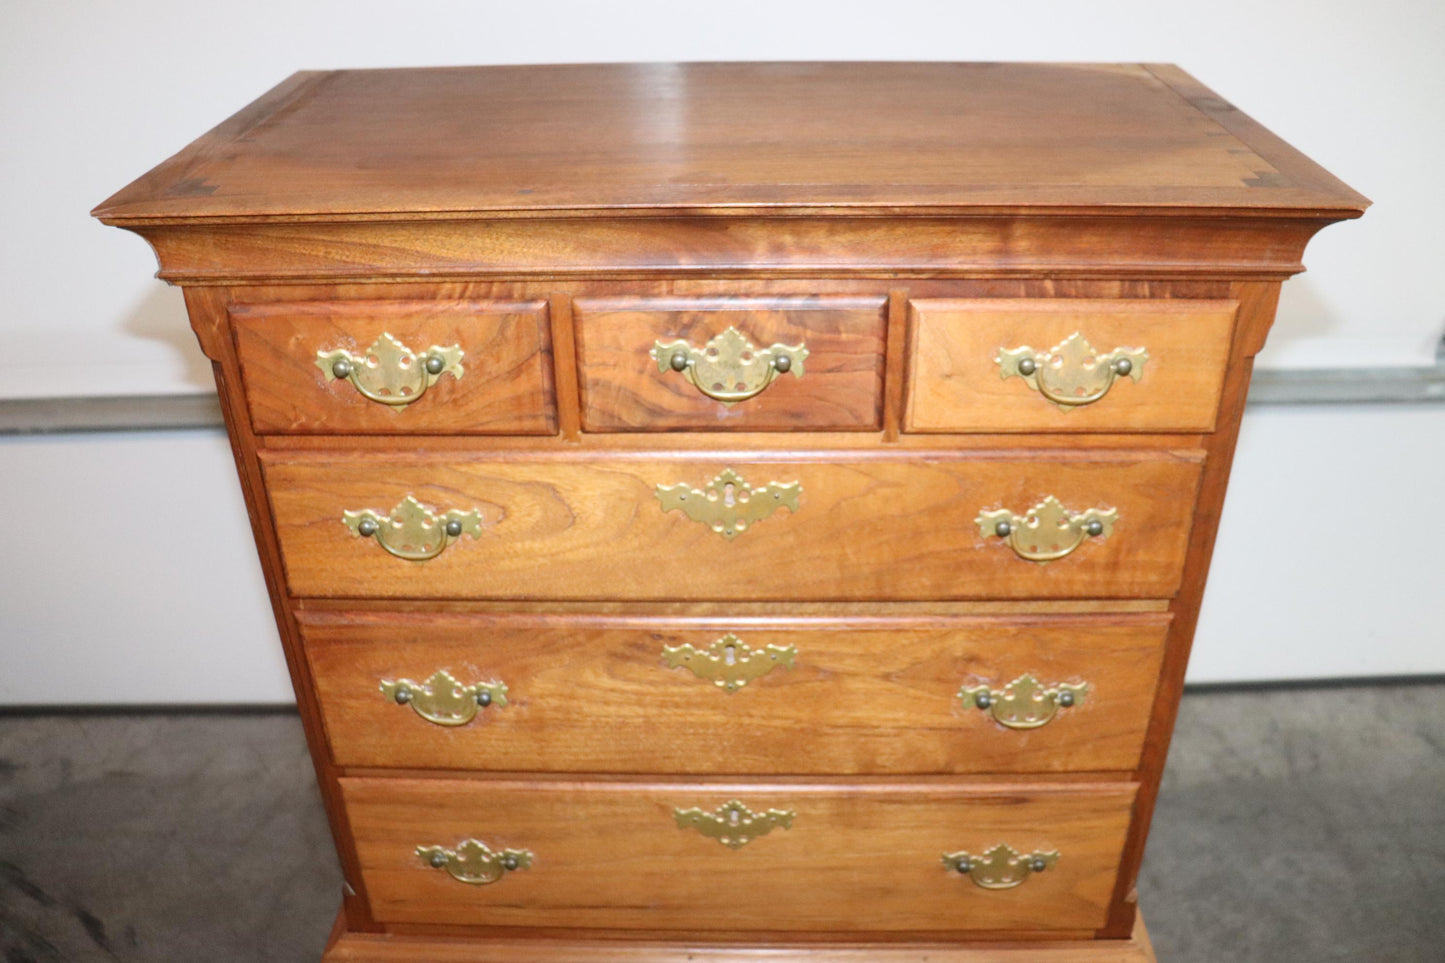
[231,299,556,434]
[261,450,1202,601]
[574,296,887,431]
[305,611,1169,774]
[906,298,1237,433]
[341,776,1137,933]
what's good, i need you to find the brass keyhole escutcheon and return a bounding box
[655,468,800,540]
[674,800,795,849]
[662,634,796,693]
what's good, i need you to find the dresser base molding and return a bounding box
[324,915,1156,962]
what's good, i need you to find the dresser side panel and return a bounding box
[183,285,380,931]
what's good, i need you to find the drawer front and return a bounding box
[906,298,1237,433]
[305,612,1170,774]
[574,297,887,431]
[262,452,1203,601]
[341,777,1137,933]
[232,299,556,434]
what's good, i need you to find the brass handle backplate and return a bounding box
[381,670,508,726]
[662,633,796,693]
[317,333,464,407]
[417,839,532,885]
[651,327,807,404]
[942,844,1059,890]
[997,332,1146,410]
[976,496,1116,563]
[656,468,800,540]
[674,800,795,849]
[959,674,1088,730]
[343,495,483,562]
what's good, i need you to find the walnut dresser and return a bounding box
[94,63,1366,961]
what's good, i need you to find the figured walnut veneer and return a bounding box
[95,62,1365,961]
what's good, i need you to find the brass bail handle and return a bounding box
[317,333,464,408]
[959,674,1088,730]
[996,332,1147,410]
[380,670,509,726]
[652,327,808,404]
[416,839,532,885]
[942,844,1059,890]
[975,496,1116,563]
[343,495,484,562]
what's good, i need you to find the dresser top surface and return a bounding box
[94,62,1367,224]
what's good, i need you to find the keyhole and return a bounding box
[729,808,740,826]
[724,643,737,666]
[724,483,736,508]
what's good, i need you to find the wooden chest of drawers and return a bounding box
[95,63,1365,961]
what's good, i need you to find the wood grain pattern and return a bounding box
[1099,280,1282,938]
[906,299,1237,433]
[324,915,1156,961]
[303,611,1169,775]
[341,777,1136,933]
[546,295,583,441]
[574,297,886,431]
[185,287,381,930]
[119,214,1336,285]
[94,62,1367,958]
[94,63,1366,220]
[260,451,1203,601]
[232,299,555,434]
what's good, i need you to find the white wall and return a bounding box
[1,0,1442,703]
[0,431,294,704]
[1190,405,1445,682]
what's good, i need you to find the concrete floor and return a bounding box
[1,683,1441,961]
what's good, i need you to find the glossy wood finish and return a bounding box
[1100,280,1281,937]
[324,915,1157,962]
[303,611,1170,774]
[262,451,1203,601]
[118,214,1344,285]
[96,62,1367,959]
[906,299,1237,433]
[342,777,1137,933]
[93,64,1365,220]
[574,296,886,431]
[232,299,555,434]
[183,287,379,929]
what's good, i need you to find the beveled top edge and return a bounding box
[92,62,1369,224]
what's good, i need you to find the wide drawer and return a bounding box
[341,777,1137,933]
[262,451,1203,601]
[906,298,1237,433]
[232,299,556,434]
[306,611,1168,774]
[574,296,887,431]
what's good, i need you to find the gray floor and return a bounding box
[1,683,1441,961]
